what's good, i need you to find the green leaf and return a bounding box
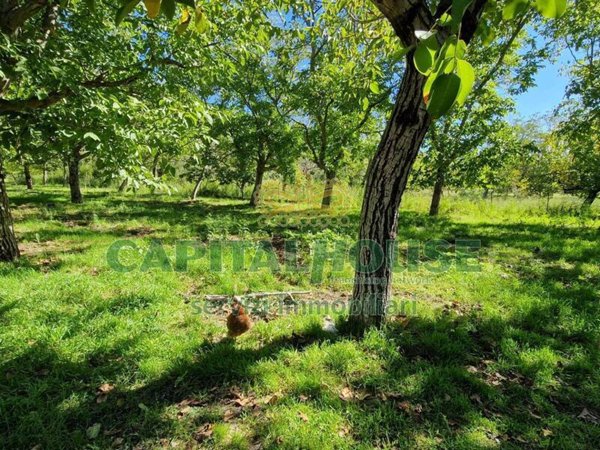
[451,0,473,31]
[535,0,567,18]
[161,0,176,20]
[502,0,529,20]
[413,37,438,75]
[115,0,141,26]
[84,0,96,11]
[439,13,452,27]
[195,8,210,33]
[426,73,461,118]
[369,82,381,94]
[441,36,467,59]
[143,0,161,19]
[175,8,191,35]
[455,59,475,105]
[361,97,369,111]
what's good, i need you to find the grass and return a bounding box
[1,181,599,449]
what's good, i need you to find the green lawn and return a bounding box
[1,185,599,449]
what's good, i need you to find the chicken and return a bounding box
[227,298,253,338]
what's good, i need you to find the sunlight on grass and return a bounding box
[1,184,599,448]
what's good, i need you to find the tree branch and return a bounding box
[0,71,143,115]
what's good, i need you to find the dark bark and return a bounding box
[191,177,202,201]
[347,0,487,332]
[429,168,444,216]
[238,181,247,199]
[0,0,48,35]
[23,163,33,189]
[583,190,598,207]
[0,154,20,261]
[249,159,266,207]
[321,174,335,209]
[347,63,430,331]
[68,146,83,204]
[118,178,128,193]
[0,73,142,116]
[152,152,161,178]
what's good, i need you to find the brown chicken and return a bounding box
[227,299,253,338]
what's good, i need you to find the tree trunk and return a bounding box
[152,152,161,178]
[0,154,20,261]
[68,146,83,204]
[191,177,202,200]
[429,168,444,216]
[249,160,266,207]
[23,163,33,190]
[583,190,598,207]
[348,63,430,332]
[321,174,335,209]
[42,164,48,185]
[118,178,128,193]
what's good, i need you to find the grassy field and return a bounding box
[1,182,599,449]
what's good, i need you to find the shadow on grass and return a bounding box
[0,321,335,449]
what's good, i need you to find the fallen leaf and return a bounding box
[338,426,350,437]
[542,429,553,437]
[466,365,479,374]
[177,406,192,419]
[112,437,124,447]
[97,383,115,395]
[339,387,354,401]
[397,401,412,412]
[298,412,309,422]
[223,408,240,422]
[355,391,371,401]
[260,393,280,405]
[87,423,102,439]
[193,423,214,442]
[578,408,600,424]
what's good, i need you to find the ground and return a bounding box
[1,184,599,449]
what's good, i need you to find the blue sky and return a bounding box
[513,50,572,118]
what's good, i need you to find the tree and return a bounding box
[559,105,600,207]
[545,0,599,206]
[0,0,217,258]
[412,10,548,215]
[210,16,302,207]
[0,149,19,261]
[282,0,400,208]
[347,0,566,331]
